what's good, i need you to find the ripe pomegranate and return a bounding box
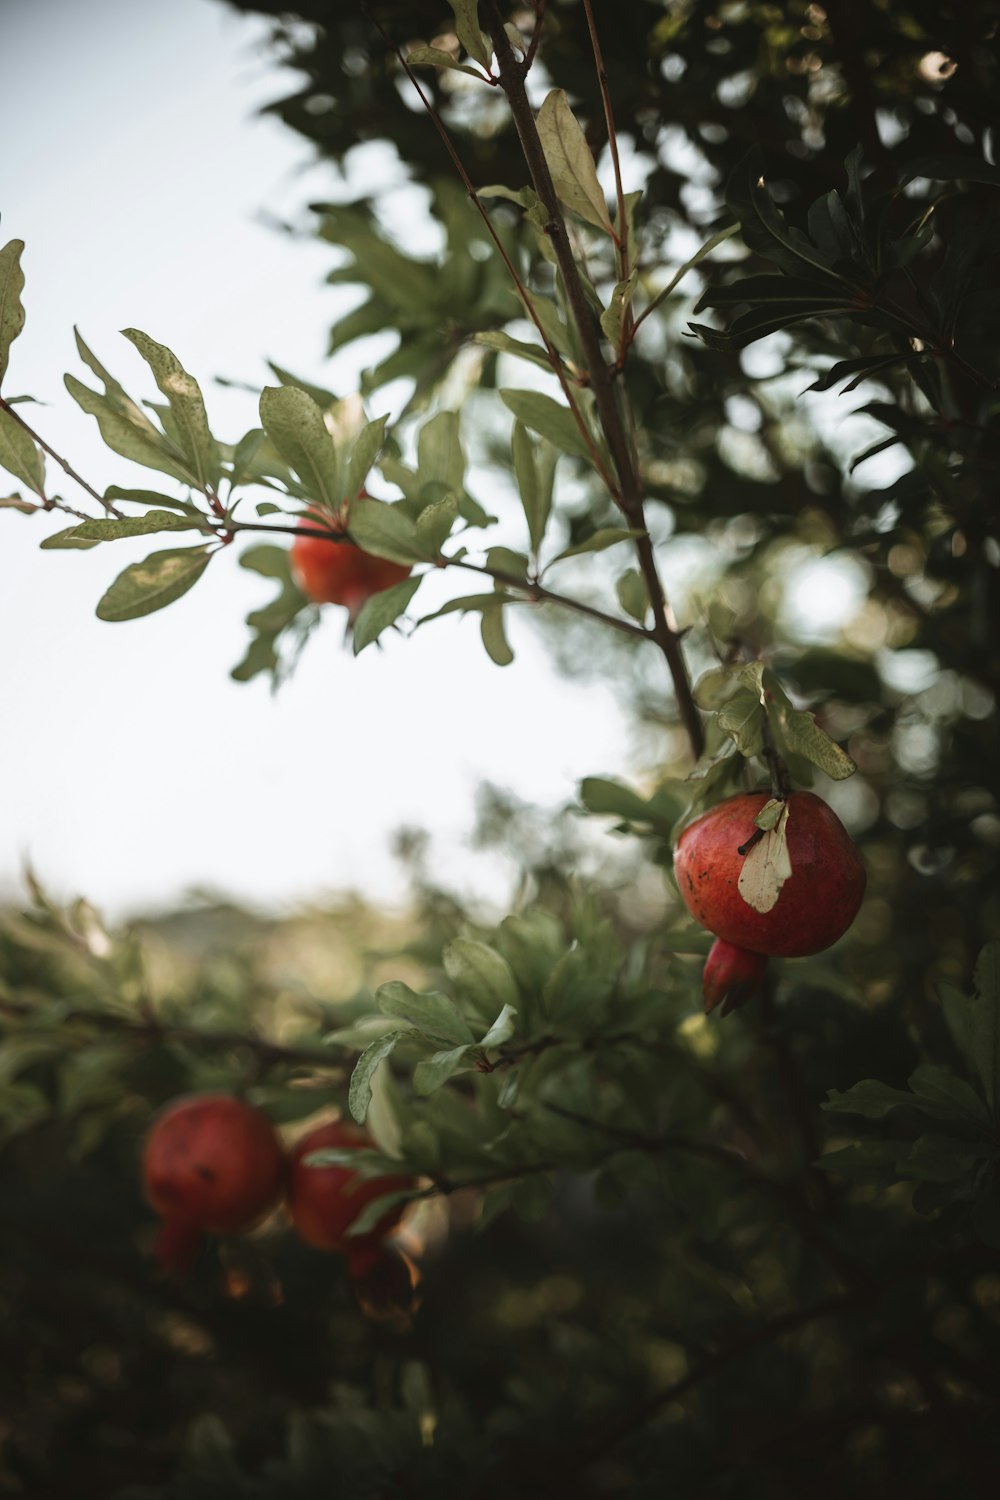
[287,1120,415,1254]
[290,510,411,619]
[143,1094,285,1272]
[674,790,866,1013]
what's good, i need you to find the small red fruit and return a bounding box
[143,1094,285,1272]
[702,937,769,1016]
[291,511,411,620]
[287,1120,414,1254]
[674,791,866,1011]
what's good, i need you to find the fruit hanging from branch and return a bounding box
[142,1094,286,1272]
[286,1118,415,1254]
[291,509,412,622]
[674,790,867,1015]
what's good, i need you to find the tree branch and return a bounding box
[482,3,705,760]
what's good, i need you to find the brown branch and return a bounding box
[361,2,616,492]
[0,394,123,518]
[482,4,705,760]
[0,993,346,1076]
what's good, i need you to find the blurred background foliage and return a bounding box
[3,0,1000,1494]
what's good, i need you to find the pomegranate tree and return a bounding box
[674,790,866,1014]
[142,1094,285,1272]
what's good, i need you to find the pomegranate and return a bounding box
[287,1120,415,1254]
[702,937,769,1016]
[347,1240,422,1330]
[291,510,411,619]
[143,1094,285,1272]
[674,790,866,1012]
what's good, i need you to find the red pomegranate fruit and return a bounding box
[287,1120,415,1254]
[291,510,411,620]
[674,790,866,1013]
[702,937,770,1015]
[143,1094,285,1272]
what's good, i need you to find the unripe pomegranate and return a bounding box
[143,1094,285,1272]
[674,790,866,1011]
[291,510,411,620]
[287,1120,415,1254]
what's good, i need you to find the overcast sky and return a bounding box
[0,0,632,919]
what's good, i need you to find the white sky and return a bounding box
[0,0,632,919]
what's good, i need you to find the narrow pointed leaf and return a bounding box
[353,576,422,655]
[0,239,26,387]
[259,385,341,510]
[536,89,612,232]
[0,407,44,495]
[349,1031,405,1124]
[96,545,212,622]
[122,330,221,490]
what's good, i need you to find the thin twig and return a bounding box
[483,4,705,760]
[0,395,123,517]
[361,2,616,491]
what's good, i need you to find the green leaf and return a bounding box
[550,527,643,564]
[0,491,37,514]
[65,374,195,485]
[404,44,486,77]
[413,1044,475,1095]
[615,569,649,624]
[898,156,1000,190]
[768,702,856,780]
[580,776,663,826]
[816,1141,908,1183]
[512,421,553,556]
[536,89,612,233]
[501,390,593,462]
[259,385,341,510]
[417,410,466,493]
[415,495,459,555]
[446,0,490,67]
[940,944,1000,1116]
[600,270,638,346]
[40,510,203,548]
[345,1186,422,1237]
[896,1134,995,1184]
[0,407,44,495]
[348,496,431,564]
[95,545,212,622]
[0,239,26,388]
[353,576,422,655]
[345,414,388,501]
[122,329,221,491]
[717,688,765,758]
[444,938,519,1020]
[642,222,739,323]
[349,1031,405,1124]
[474,330,556,375]
[822,1077,960,1124]
[485,546,530,584]
[481,603,514,666]
[104,485,200,514]
[908,1064,994,1131]
[480,1003,517,1050]
[239,544,289,579]
[375,981,475,1047]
